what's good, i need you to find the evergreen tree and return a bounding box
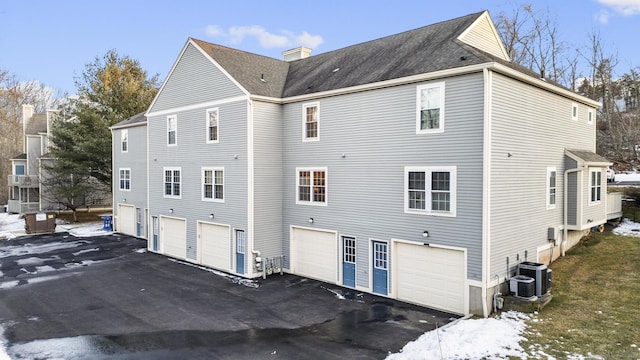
[45,50,158,217]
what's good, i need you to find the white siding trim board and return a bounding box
[147,95,247,117]
[481,68,492,318]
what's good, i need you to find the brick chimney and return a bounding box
[282,47,312,62]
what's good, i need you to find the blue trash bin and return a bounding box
[102,215,113,231]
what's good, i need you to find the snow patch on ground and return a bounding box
[612,218,640,237]
[169,258,259,288]
[0,213,114,240]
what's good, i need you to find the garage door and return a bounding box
[117,204,136,236]
[394,242,466,314]
[292,227,337,284]
[161,217,186,260]
[198,222,231,271]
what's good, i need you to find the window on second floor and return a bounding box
[590,170,602,204]
[202,167,224,201]
[119,168,131,190]
[297,168,327,205]
[405,166,456,216]
[167,115,177,146]
[572,103,578,120]
[588,109,594,125]
[303,103,319,141]
[417,82,445,134]
[206,108,219,143]
[164,167,181,198]
[121,129,128,153]
[547,167,557,208]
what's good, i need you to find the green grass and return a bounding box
[522,230,640,358]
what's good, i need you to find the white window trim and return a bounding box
[302,102,320,142]
[167,115,177,146]
[205,107,220,144]
[416,82,445,134]
[589,169,602,205]
[404,166,457,217]
[202,166,224,202]
[571,103,578,121]
[119,168,131,191]
[587,108,594,125]
[121,129,128,153]
[546,167,557,209]
[163,166,182,199]
[295,167,328,206]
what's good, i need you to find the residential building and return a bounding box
[7,105,111,214]
[111,11,618,316]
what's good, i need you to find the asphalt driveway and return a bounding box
[0,232,458,359]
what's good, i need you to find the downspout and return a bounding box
[563,166,585,256]
[247,99,262,272]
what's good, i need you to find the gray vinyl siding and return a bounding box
[26,136,41,175]
[149,43,245,114]
[112,124,147,224]
[252,101,284,259]
[283,73,486,288]
[148,100,248,261]
[489,72,597,278]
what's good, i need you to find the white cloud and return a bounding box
[205,25,324,50]
[597,0,640,15]
[205,25,223,37]
[596,9,610,23]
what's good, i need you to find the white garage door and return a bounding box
[161,217,186,260]
[117,204,136,236]
[292,227,337,284]
[395,242,466,314]
[198,222,231,271]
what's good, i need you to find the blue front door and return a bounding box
[136,208,142,237]
[152,216,159,251]
[236,230,245,274]
[342,236,356,288]
[372,241,388,295]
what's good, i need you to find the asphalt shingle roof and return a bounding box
[189,11,502,99]
[191,39,290,98]
[112,112,147,128]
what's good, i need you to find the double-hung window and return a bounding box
[119,168,131,191]
[416,82,445,133]
[590,170,602,203]
[302,103,319,141]
[202,167,224,202]
[164,167,181,198]
[297,168,327,205]
[206,108,219,143]
[405,166,456,216]
[167,115,177,145]
[547,167,557,208]
[121,129,128,152]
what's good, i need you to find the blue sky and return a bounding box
[1,0,639,95]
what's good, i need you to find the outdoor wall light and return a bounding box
[169,208,174,213]
[123,198,126,203]
[209,213,214,219]
[423,230,429,238]
[309,218,314,224]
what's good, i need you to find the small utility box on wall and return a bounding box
[548,227,559,245]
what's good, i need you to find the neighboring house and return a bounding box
[7,105,111,214]
[110,112,147,238]
[8,105,60,213]
[111,11,621,317]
